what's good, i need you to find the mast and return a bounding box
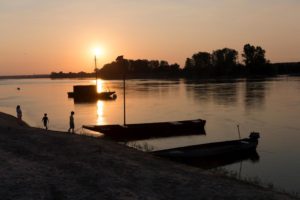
[237,124,241,139]
[94,55,98,86]
[123,58,129,126]
[123,73,126,126]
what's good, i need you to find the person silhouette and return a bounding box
[42,113,49,130]
[68,111,75,133]
[16,105,22,125]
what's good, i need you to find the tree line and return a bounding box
[184,44,271,77]
[98,56,181,79]
[50,43,300,79]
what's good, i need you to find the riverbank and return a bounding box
[0,112,297,200]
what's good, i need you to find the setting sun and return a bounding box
[93,47,104,57]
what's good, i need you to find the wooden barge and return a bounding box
[83,119,206,141]
[68,85,116,102]
[152,132,260,159]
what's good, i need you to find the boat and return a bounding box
[67,54,117,102]
[83,119,206,141]
[97,91,117,100]
[151,132,260,159]
[68,85,117,102]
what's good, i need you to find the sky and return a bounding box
[0,0,300,75]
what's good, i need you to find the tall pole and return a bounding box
[237,124,241,139]
[94,55,98,86]
[123,74,126,126]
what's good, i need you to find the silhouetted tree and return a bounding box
[50,71,93,78]
[184,58,194,72]
[130,59,150,73]
[100,55,129,76]
[149,60,160,72]
[183,52,212,76]
[193,52,212,75]
[158,60,169,72]
[212,48,239,75]
[242,44,269,74]
[169,63,180,73]
[99,56,180,78]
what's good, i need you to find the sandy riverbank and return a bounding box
[0,112,297,200]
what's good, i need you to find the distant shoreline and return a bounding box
[1,73,300,81]
[0,74,50,79]
[1,61,300,80]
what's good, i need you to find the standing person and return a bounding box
[16,105,22,125]
[42,113,49,130]
[68,111,75,133]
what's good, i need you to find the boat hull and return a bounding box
[68,85,117,102]
[152,133,259,159]
[83,119,206,141]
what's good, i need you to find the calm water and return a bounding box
[1,77,300,193]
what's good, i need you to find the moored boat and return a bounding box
[83,119,206,141]
[152,132,260,159]
[68,85,117,102]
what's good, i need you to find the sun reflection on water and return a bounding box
[96,79,103,93]
[96,100,105,125]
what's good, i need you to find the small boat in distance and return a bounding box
[68,85,117,102]
[67,54,117,102]
[83,119,206,141]
[152,132,260,159]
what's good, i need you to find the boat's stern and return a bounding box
[249,132,260,141]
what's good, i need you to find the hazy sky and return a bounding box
[1,0,300,75]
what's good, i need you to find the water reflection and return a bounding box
[97,100,104,125]
[211,83,238,106]
[184,79,269,110]
[96,79,103,93]
[186,83,211,102]
[126,79,181,98]
[185,80,239,106]
[180,151,260,170]
[244,79,268,110]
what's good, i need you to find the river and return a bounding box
[0,76,299,194]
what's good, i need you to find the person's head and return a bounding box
[71,111,75,115]
[44,113,47,116]
[17,105,20,109]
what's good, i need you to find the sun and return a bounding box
[93,47,104,57]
